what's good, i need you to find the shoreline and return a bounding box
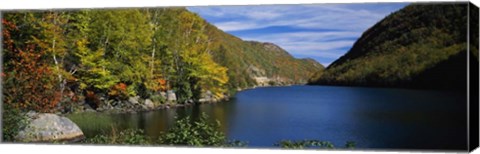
[65,83,308,116]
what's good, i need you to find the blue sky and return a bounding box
[188,3,408,66]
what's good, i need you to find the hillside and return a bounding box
[203,16,324,90]
[308,3,475,91]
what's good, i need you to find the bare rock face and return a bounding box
[15,112,85,143]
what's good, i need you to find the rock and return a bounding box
[205,90,213,97]
[96,107,105,112]
[111,100,120,107]
[15,113,85,143]
[160,92,167,99]
[128,96,140,105]
[198,98,208,103]
[83,103,93,110]
[105,99,114,107]
[145,99,154,110]
[197,90,217,103]
[141,104,148,110]
[167,90,177,102]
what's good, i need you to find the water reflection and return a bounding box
[77,85,467,150]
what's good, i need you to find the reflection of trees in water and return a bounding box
[197,102,232,135]
[139,109,178,139]
[213,104,228,134]
[93,102,236,140]
[112,114,139,131]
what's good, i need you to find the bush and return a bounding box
[108,83,129,100]
[2,103,29,142]
[150,94,166,105]
[157,113,227,146]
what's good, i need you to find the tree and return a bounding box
[31,11,72,101]
[87,9,153,97]
[2,18,61,112]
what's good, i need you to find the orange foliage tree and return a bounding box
[2,19,61,112]
[108,82,129,100]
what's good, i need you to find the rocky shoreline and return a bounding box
[67,90,231,115]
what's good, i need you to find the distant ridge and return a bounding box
[308,3,477,91]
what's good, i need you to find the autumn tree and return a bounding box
[2,18,61,112]
[31,11,72,101]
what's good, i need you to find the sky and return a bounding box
[187,3,408,67]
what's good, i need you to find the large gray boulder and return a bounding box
[15,112,84,142]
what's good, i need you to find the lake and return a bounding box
[71,85,467,150]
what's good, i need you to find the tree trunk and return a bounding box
[51,12,65,101]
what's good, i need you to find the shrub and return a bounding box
[2,103,29,142]
[150,94,166,105]
[157,113,226,146]
[108,83,129,100]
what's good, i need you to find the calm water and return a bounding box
[75,85,467,150]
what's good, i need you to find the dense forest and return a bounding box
[1,8,322,113]
[308,3,478,91]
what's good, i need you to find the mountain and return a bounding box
[308,3,477,91]
[202,16,324,91]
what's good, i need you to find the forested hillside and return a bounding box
[201,21,323,90]
[2,8,322,113]
[209,38,324,90]
[308,3,474,91]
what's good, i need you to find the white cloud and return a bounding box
[215,21,260,31]
[281,41,355,52]
[241,32,358,60]
[188,3,406,64]
[190,4,395,32]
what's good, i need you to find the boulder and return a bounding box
[167,90,177,102]
[128,96,140,105]
[15,112,85,143]
[144,99,154,110]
